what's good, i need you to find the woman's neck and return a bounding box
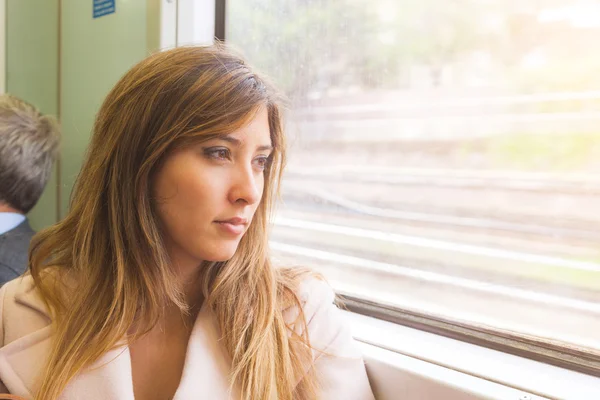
[181,276,204,311]
[172,259,205,311]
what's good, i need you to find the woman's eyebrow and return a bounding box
[217,135,273,152]
[257,144,274,152]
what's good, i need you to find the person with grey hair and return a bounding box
[0,94,60,285]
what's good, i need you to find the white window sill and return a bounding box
[344,311,600,399]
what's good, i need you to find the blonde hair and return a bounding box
[29,45,318,399]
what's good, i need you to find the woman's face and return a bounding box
[153,107,272,268]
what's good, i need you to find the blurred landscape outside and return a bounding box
[227,0,600,353]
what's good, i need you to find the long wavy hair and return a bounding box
[29,45,318,399]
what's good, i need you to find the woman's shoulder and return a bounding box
[0,274,53,345]
[278,266,334,306]
[281,273,338,333]
[282,273,364,362]
[294,277,336,314]
[0,274,39,307]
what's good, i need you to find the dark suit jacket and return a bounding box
[0,219,34,285]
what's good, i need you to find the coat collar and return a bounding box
[0,277,240,399]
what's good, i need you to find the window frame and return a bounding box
[340,294,600,378]
[348,311,600,399]
[214,0,225,41]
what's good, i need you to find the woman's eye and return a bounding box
[205,148,231,160]
[254,156,271,170]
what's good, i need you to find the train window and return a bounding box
[187,0,600,374]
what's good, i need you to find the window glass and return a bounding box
[226,0,600,352]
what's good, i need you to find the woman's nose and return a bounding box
[228,164,262,205]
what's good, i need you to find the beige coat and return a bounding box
[0,275,375,399]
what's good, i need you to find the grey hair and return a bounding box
[0,94,60,213]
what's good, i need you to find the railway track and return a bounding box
[281,186,600,243]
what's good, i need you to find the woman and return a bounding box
[0,45,374,400]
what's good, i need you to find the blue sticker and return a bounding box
[93,0,115,18]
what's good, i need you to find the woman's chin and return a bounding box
[188,237,243,263]
[201,246,239,262]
